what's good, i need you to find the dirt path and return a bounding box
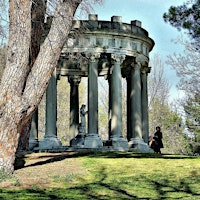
[0,152,87,188]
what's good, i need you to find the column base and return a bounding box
[84,134,103,148]
[70,134,85,148]
[129,138,153,153]
[29,139,39,150]
[39,136,62,150]
[110,137,129,151]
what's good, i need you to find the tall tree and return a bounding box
[148,54,170,109]
[163,0,200,49]
[167,37,200,95]
[0,0,8,42]
[0,0,102,173]
[148,54,170,135]
[148,54,188,154]
[164,0,200,153]
[167,37,200,154]
[17,0,47,152]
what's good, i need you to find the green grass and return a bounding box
[0,152,200,199]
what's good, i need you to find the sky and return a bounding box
[78,0,187,101]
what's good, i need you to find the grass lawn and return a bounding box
[0,151,199,199]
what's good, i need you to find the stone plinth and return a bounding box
[39,136,62,150]
[29,139,38,150]
[84,134,103,148]
[129,138,153,153]
[110,137,129,151]
[70,135,85,147]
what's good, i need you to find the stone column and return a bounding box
[68,76,81,138]
[110,54,128,151]
[39,70,62,150]
[108,76,112,139]
[29,110,38,150]
[126,76,131,141]
[141,67,150,144]
[129,55,152,152]
[84,53,103,148]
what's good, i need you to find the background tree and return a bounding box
[148,54,169,108]
[167,37,200,95]
[0,0,8,43]
[148,54,188,154]
[163,0,200,49]
[164,0,200,154]
[167,38,200,154]
[184,94,200,154]
[98,77,128,140]
[0,0,102,173]
[98,78,109,140]
[0,0,8,81]
[56,77,87,145]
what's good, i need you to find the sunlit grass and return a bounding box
[0,152,199,199]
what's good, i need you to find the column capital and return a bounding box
[141,66,151,75]
[68,75,81,85]
[86,52,101,62]
[135,54,149,66]
[111,54,126,64]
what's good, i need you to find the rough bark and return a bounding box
[0,0,81,173]
[17,0,47,152]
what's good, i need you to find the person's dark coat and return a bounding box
[154,131,164,149]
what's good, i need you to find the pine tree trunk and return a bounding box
[17,0,47,152]
[0,0,81,173]
[0,106,21,172]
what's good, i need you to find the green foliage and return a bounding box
[0,152,200,199]
[184,93,200,126]
[149,98,190,154]
[98,78,128,139]
[184,93,200,154]
[163,0,200,48]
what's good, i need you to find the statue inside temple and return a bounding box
[80,104,88,134]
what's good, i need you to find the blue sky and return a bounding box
[79,0,187,101]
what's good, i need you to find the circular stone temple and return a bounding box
[29,14,155,152]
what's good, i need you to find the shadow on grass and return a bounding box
[1,164,200,200]
[16,151,199,170]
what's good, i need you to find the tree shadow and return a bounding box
[15,150,199,170]
[3,164,200,199]
[83,151,199,160]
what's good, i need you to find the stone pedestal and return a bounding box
[129,138,153,153]
[70,124,85,148]
[29,110,39,150]
[70,135,85,147]
[84,134,103,148]
[111,137,129,151]
[39,136,62,150]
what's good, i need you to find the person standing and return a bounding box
[153,126,164,153]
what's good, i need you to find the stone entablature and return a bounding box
[58,14,154,77]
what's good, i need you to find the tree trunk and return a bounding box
[0,0,81,173]
[17,0,47,152]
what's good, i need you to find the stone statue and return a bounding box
[80,104,88,134]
